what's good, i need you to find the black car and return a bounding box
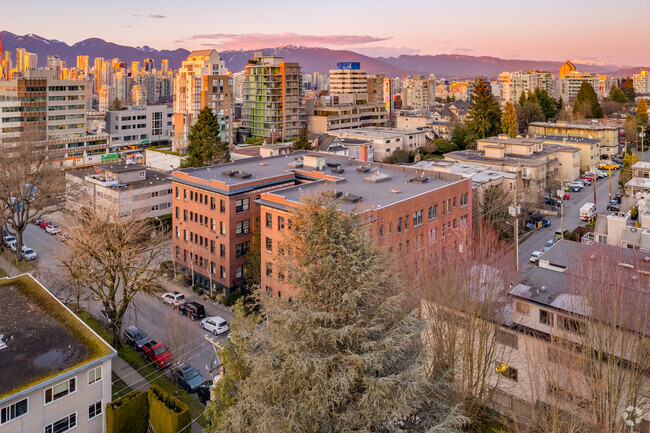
[607,200,621,212]
[124,326,150,351]
[197,380,213,404]
[178,301,205,321]
[175,363,204,393]
[612,157,623,165]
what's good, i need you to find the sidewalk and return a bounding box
[111,356,150,392]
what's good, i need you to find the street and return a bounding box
[517,169,622,269]
[21,217,233,402]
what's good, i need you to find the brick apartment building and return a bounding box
[171,152,471,294]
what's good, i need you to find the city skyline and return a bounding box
[4,0,650,65]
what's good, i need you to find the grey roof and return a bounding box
[69,168,171,188]
[98,162,147,173]
[594,213,608,235]
[529,121,620,131]
[535,134,601,145]
[445,150,549,167]
[477,136,545,146]
[509,266,570,307]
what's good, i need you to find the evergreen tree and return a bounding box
[215,194,467,433]
[451,125,471,150]
[466,78,501,141]
[556,96,564,113]
[621,79,636,103]
[572,82,602,118]
[181,106,230,168]
[637,99,648,126]
[609,87,628,104]
[108,98,126,111]
[293,126,312,150]
[533,87,558,120]
[518,90,527,107]
[501,101,517,138]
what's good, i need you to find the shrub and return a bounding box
[222,289,243,307]
[106,391,148,433]
[148,384,191,433]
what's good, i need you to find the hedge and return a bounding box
[106,391,148,433]
[148,384,192,433]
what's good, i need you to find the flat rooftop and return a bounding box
[0,275,114,401]
[477,136,545,146]
[410,160,517,185]
[445,150,548,167]
[631,161,650,170]
[70,167,171,188]
[534,134,601,145]
[529,121,620,131]
[97,162,147,173]
[258,153,466,213]
[328,127,426,139]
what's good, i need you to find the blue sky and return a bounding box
[6,0,650,65]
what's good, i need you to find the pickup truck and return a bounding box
[142,340,172,368]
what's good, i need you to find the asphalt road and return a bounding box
[517,169,622,269]
[22,217,232,401]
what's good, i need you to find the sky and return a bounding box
[5,0,650,65]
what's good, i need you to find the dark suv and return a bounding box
[124,326,150,351]
[178,301,206,321]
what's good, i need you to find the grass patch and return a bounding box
[1,249,34,273]
[112,372,131,400]
[0,268,8,278]
[74,307,115,346]
[118,345,208,427]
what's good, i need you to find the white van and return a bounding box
[580,203,597,221]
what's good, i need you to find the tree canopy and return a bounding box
[466,78,501,141]
[451,125,471,150]
[501,101,517,138]
[609,87,628,104]
[621,79,636,103]
[181,106,230,168]
[573,82,603,118]
[293,126,312,150]
[637,98,648,126]
[213,194,466,432]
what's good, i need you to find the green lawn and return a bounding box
[74,307,208,427]
[1,249,34,273]
[111,372,131,400]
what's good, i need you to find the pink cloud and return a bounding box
[176,32,391,49]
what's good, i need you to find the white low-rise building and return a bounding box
[327,127,429,162]
[106,105,173,149]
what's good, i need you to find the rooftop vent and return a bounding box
[331,167,345,174]
[365,172,391,183]
[357,166,372,173]
[341,193,362,203]
[288,158,303,168]
[259,162,268,166]
[390,189,401,194]
[222,169,252,179]
[408,175,429,183]
[326,162,340,168]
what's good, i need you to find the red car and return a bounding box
[580,173,596,182]
[39,220,52,229]
[557,192,570,200]
[142,340,172,368]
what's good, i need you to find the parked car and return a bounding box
[612,157,623,165]
[21,246,37,261]
[541,218,551,227]
[100,308,113,324]
[142,340,172,368]
[599,162,620,170]
[580,173,596,182]
[200,316,229,335]
[607,200,621,212]
[197,379,214,404]
[10,242,17,252]
[45,224,60,235]
[179,302,205,321]
[555,229,571,240]
[557,192,570,200]
[56,232,71,242]
[544,197,561,207]
[39,220,52,229]
[124,326,150,351]
[543,239,555,252]
[595,170,608,178]
[3,235,16,248]
[530,251,543,263]
[568,181,584,190]
[161,292,186,308]
[175,363,205,393]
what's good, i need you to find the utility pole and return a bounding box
[509,192,521,271]
[641,125,646,162]
[593,164,597,209]
[558,184,565,240]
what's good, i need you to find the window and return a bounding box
[558,315,585,335]
[235,198,250,213]
[404,215,409,230]
[460,215,468,228]
[183,189,188,201]
[265,262,273,277]
[265,237,272,252]
[413,210,423,227]
[236,265,244,279]
[428,228,437,245]
[175,207,180,219]
[88,401,102,420]
[539,309,553,326]
[453,197,457,208]
[378,225,383,238]
[448,199,452,213]
[1,398,28,425]
[220,266,226,279]
[220,222,226,235]
[183,209,188,222]
[45,377,76,405]
[265,213,272,228]
[175,227,180,239]
[220,244,226,257]
[210,240,216,254]
[496,330,518,349]
[278,216,285,231]
[190,191,194,201]
[442,200,446,215]
[495,362,518,381]
[460,193,468,207]
[176,187,180,199]
[235,220,250,235]
[220,199,226,213]
[266,286,272,296]
[210,218,216,232]
[515,301,530,315]
[88,366,102,385]
[397,217,402,233]
[44,413,77,433]
[428,205,438,220]
[236,241,250,258]
[210,197,216,210]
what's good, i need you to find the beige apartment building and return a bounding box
[327,127,429,162]
[534,135,601,171]
[0,274,115,433]
[66,162,173,221]
[444,135,579,198]
[173,50,232,150]
[498,70,554,104]
[528,120,621,157]
[401,75,435,109]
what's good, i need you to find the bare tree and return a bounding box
[36,269,89,311]
[59,210,167,347]
[0,132,68,260]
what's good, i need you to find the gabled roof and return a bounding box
[188,49,216,57]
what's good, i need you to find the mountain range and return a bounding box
[2,31,647,78]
